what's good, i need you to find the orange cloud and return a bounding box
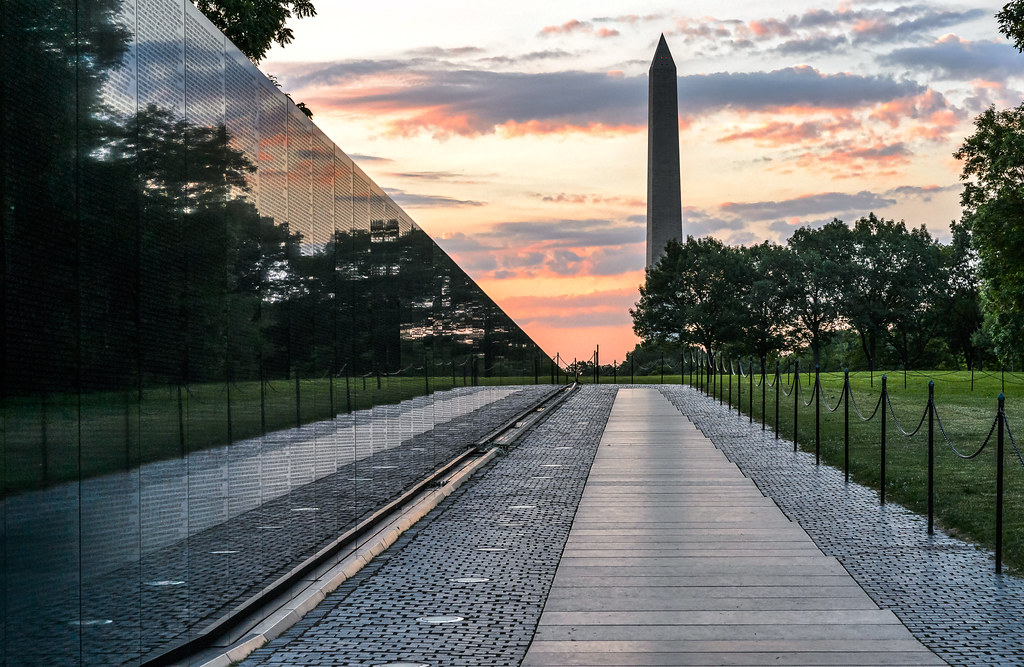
[717,116,857,146]
[540,19,591,35]
[748,18,791,38]
[497,119,642,137]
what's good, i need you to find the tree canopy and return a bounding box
[998,1,1024,52]
[955,104,1024,361]
[631,218,986,371]
[194,0,316,63]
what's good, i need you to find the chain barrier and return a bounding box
[800,377,816,408]
[884,391,928,437]
[1005,415,1024,469]
[849,388,882,421]
[819,383,844,413]
[933,405,996,459]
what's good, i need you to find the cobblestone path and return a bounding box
[240,386,617,666]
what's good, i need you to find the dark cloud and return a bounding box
[348,153,393,163]
[720,191,897,221]
[404,46,485,58]
[682,206,746,236]
[387,170,470,181]
[668,6,985,54]
[280,59,417,88]
[284,57,931,138]
[680,67,926,114]
[382,188,485,208]
[351,69,646,132]
[774,34,848,55]
[851,9,987,44]
[885,184,960,201]
[483,218,643,248]
[479,50,574,66]
[881,38,1024,82]
[587,246,645,275]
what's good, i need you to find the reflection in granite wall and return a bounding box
[0,1,556,663]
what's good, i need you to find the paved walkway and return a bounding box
[523,388,942,666]
[661,385,1024,665]
[237,384,1024,666]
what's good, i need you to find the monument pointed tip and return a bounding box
[652,34,675,68]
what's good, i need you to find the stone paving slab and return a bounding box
[523,387,943,667]
[660,385,1024,666]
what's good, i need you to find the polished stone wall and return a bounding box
[0,1,555,663]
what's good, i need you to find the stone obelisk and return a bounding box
[646,34,682,269]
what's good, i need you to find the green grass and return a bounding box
[683,368,1024,573]
[2,374,552,495]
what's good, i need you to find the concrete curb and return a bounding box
[194,447,500,667]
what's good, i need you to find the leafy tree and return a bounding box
[843,214,942,371]
[632,237,752,362]
[954,104,1024,361]
[998,1,1024,52]
[882,229,944,371]
[193,0,317,63]
[785,220,853,367]
[742,241,797,360]
[934,221,985,368]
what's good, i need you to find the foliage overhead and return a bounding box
[955,104,1024,361]
[997,1,1024,52]
[193,0,316,63]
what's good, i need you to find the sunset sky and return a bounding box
[260,1,1021,364]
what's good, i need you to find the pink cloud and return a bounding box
[540,19,592,35]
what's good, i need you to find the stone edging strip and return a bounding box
[194,447,500,667]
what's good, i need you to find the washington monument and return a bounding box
[646,34,682,269]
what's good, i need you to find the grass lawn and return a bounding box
[2,375,553,496]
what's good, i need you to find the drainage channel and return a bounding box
[150,383,576,667]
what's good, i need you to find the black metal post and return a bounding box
[997,393,1005,573]
[595,345,599,384]
[793,360,799,452]
[761,356,766,431]
[814,365,820,465]
[775,360,780,439]
[631,355,634,384]
[927,380,934,535]
[844,369,850,483]
[881,375,887,505]
[749,355,754,423]
[728,359,733,410]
